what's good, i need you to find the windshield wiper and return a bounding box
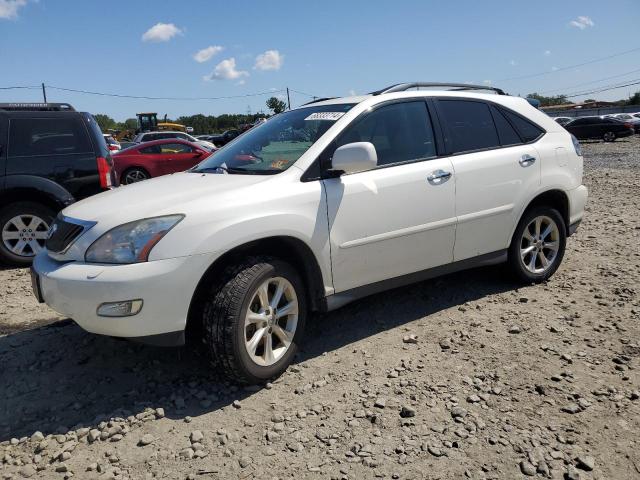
[195,165,251,174]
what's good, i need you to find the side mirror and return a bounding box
[330,142,378,175]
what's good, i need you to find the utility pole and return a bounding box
[41,83,47,103]
[286,87,291,110]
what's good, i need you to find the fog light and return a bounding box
[97,299,143,317]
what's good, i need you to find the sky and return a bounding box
[1,0,639,120]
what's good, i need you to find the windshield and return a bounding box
[193,103,355,175]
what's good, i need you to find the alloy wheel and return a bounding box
[123,169,149,184]
[519,215,560,275]
[244,276,298,367]
[1,215,50,257]
[603,131,616,142]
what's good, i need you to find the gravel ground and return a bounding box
[1,137,639,480]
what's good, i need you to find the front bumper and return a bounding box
[32,252,215,343]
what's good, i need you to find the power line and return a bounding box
[562,79,640,98]
[497,46,640,83]
[0,85,40,90]
[538,68,640,94]
[45,85,287,101]
[289,89,317,98]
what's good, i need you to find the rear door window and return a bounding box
[437,100,500,153]
[8,117,92,157]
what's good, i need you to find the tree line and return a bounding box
[94,112,268,135]
[526,90,640,107]
[94,96,288,134]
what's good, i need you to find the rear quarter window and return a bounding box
[498,107,544,142]
[8,117,93,157]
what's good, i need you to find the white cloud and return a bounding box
[203,58,249,81]
[551,66,559,71]
[348,89,356,96]
[483,80,492,85]
[0,0,27,20]
[509,59,517,66]
[570,16,594,30]
[142,22,182,42]
[544,50,552,56]
[193,45,224,63]
[254,50,284,71]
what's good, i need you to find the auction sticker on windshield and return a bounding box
[305,112,346,121]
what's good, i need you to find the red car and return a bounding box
[113,139,212,185]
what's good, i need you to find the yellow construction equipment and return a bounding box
[114,112,187,141]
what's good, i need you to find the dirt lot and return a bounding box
[1,137,639,480]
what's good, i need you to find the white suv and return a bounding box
[32,83,588,384]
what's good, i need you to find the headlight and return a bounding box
[85,215,184,264]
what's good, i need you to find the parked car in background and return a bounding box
[185,126,194,133]
[564,116,634,142]
[103,134,121,152]
[112,139,211,185]
[33,82,587,383]
[133,131,217,151]
[209,129,241,146]
[553,116,573,126]
[0,103,116,266]
[610,113,640,133]
[119,141,136,149]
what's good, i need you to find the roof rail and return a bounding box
[301,97,337,106]
[0,102,76,112]
[371,83,507,96]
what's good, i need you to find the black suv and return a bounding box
[0,103,116,266]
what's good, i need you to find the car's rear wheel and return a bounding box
[201,256,306,384]
[0,202,55,267]
[602,131,616,142]
[121,168,150,185]
[508,206,566,283]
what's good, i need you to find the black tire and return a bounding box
[507,206,566,283]
[121,167,150,185]
[0,202,55,267]
[201,256,307,384]
[602,131,616,142]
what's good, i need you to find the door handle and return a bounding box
[519,154,536,167]
[427,169,452,184]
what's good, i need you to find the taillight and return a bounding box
[624,122,634,129]
[570,134,582,157]
[108,144,119,151]
[97,156,113,188]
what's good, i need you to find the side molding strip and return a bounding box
[324,249,507,311]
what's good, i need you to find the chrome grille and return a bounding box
[45,218,86,253]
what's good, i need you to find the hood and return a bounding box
[62,171,270,223]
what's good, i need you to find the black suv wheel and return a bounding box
[0,202,55,266]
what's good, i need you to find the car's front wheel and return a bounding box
[602,131,617,142]
[0,202,55,267]
[508,206,566,283]
[201,256,306,384]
